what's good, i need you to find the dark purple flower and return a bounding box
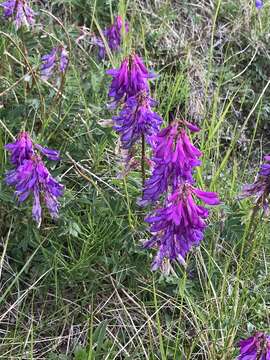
[103,15,128,53]
[144,183,219,270]
[142,121,202,204]
[5,131,34,166]
[237,332,270,359]
[6,156,64,227]
[107,53,155,108]
[41,46,68,80]
[240,155,270,214]
[255,0,263,9]
[0,0,35,29]
[113,91,162,149]
[41,48,57,81]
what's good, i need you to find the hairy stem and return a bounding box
[141,133,145,189]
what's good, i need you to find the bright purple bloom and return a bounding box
[5,132,60,163]
[237,332,270,359]
[255,0,263,9]
[5,131,34,166]
[113,91,162,149]
[144,183,219,270]
[0,0,35,30]
[41,46,68,80]
[5,132,63,226]
[6,156,64,227]
[107,53,155,108]
[142,121,202,204]
[240,155,270,215]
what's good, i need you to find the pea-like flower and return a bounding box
[41,46,69,81]
[142,121,201,204]
[144,183,219,270]
[237,332,270,359]
[0,0,35,30]
[113,91,162,150]
[5,132,63,227]
[107,53,155,108]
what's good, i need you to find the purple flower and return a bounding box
[41,48,57,81]
[240,155,270,215]
[34,144,61,161]
[144,183,219,270]
[107,53,155,108]
[103,15,128,53]
[142,121,202,204]
[41,46,68,81]
[6,156,64,227]
[5,132,60,163]
[59,47,68,73]
[237,332,270,359]
[255,0,263,9]
[5,131,34,166]
[0,0,35,30]
[5,132,63,227]
[113,91,163,149]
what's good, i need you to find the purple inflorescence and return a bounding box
[107,53,155,108]
[255,0,263,9]
[76,16,128,59]
[113,91,162,149]
[105,50,219,271]
[142,121,202,204]
[103,15,128,54]
[144,183,219,270]
[5,132,63,227]
[0,0,35,29]
[41,46,69,80]
[240,155,270,215]
[237,332,270,359]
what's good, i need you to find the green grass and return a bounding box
[1,0,270,359]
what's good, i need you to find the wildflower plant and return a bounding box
[5,132,64,228]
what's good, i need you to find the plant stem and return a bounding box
[141,133,145,188]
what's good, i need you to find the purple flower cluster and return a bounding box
[113,91,162,149]
[0,0,35,29]
[237,332,270,359]
[41,46,69,81]
[103,15,128,55]
[240,155,270,215]
[5,132,63,227]
[142,121,201,204]
[106,52,219,270]
[76,16,128,59]
[140,117,219,270]
[107,53,155,109]
[144,184,219,270]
